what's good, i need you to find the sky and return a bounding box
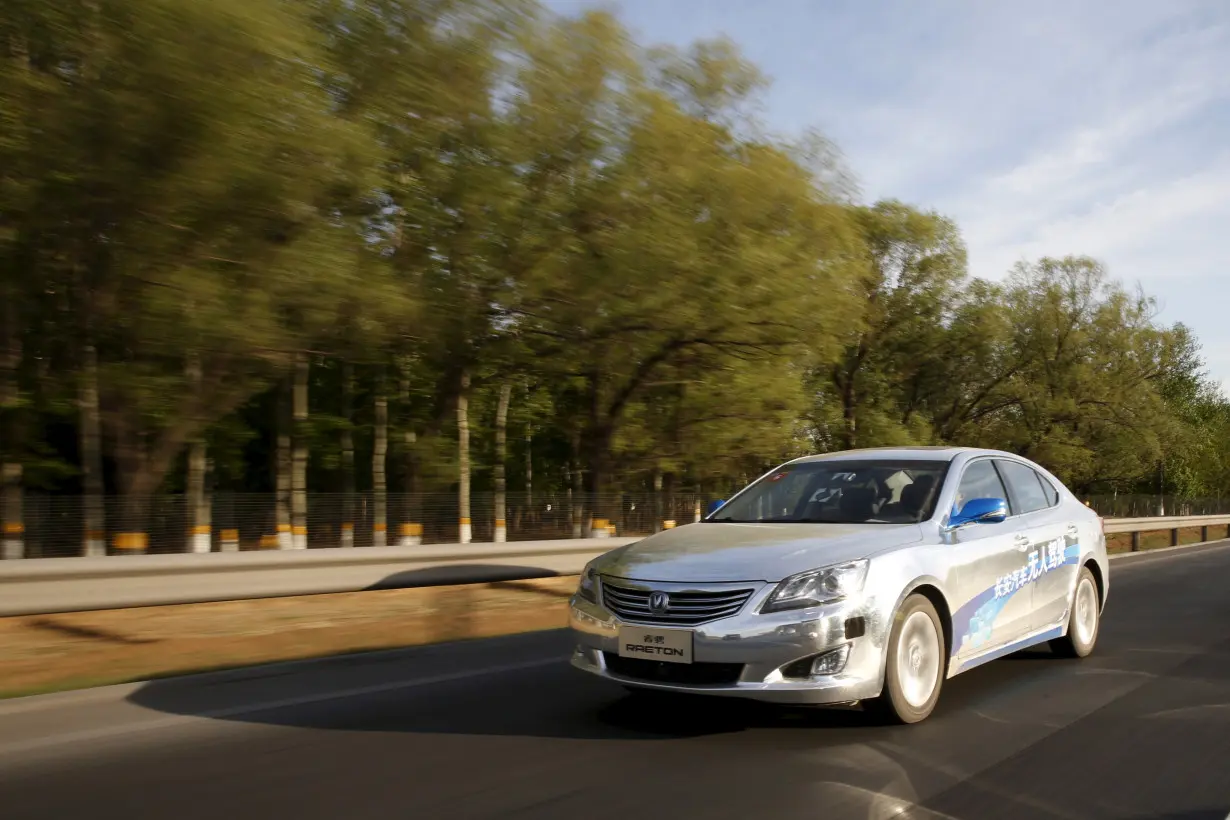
[545,0,1230,390]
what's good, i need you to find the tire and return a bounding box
[865,594,946,724]
[1050,565,1100,658]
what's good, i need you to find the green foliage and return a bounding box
[1,0,1226,508]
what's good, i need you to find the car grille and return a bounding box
[601,581,755,626]
[603,653,745,686]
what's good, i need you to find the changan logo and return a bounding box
[648,591,670,615]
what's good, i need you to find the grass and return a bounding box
[0,575,580,700]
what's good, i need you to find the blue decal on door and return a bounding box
[950,536,1080,656]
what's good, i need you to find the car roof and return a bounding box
[788,446,1020,464]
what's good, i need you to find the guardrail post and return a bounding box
[1202,525,1209,543]
[1171,528,1180,547]
[1131,531,1140,552]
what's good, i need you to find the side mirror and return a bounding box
[706,499,726,516]
[949,497,1008,529]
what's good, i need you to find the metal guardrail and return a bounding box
[1,514,1228,617]
[1102,514,1230,550]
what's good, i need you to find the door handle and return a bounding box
[1013,534,1031,551]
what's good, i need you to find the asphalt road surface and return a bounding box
[3,543,1230,820]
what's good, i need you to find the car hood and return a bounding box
[593,522,925,583]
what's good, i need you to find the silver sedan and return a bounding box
[569,447,1109,723]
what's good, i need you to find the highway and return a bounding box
[1,543,1229,820]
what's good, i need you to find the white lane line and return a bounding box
[0,656,561,758]
[1109,539,1230,564]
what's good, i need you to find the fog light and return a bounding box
[809,644,850,676]
[781,644,851,680]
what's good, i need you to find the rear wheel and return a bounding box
[866,594,946,724]
[1050,566,1100,658]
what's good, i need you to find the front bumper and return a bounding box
[568,586,887,705]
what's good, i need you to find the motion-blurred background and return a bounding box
[1,0,1226,559]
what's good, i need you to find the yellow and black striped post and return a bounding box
[2,522,23,560]
[190,524,211,554]
[112,532,148,555]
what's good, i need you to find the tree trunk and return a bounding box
[0,305,21,560]
[569,429,583,538]
[341,362,355,548]
[274,379,292,549]
[187,439,211,553]
[80,342,106,556]
[398,360,420,546]
[373,369,388,547]
[291,353,309,549]
[113,425,150,555]
[584,428,613,538]
[494,382,511,543]
[186,354,210,553]
[653,468,664,533]
[457,370,471,544]
[524,381,533,512]
[664,472,677,529]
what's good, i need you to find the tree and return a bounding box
[818,200,967,450]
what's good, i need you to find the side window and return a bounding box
[1037,474,1060,507]
[954,460,1008,514]
[997,460,1051,514]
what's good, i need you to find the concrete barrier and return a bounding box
[3,513,1230,617]
[0,537,639,617]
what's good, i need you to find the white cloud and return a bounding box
[972,155,1230,281]
[544,0,1230,379]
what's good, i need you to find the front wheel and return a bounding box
[865,594,946,724]
[1050,566,1100,658]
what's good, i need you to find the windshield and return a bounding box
[708,459,950,524]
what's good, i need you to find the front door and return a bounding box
[995,459,1080,633]
[946,458,1034,662]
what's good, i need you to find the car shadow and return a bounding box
[125,653,885,744]
[360,562,567,590]
[122,625,1083,746]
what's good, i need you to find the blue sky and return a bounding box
[545,0,1230,390]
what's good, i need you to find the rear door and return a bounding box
[996,459,1079,633]
[947,458,1034,662]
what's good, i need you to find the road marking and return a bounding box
[1109,539,1230,564]
[0,656,561,758]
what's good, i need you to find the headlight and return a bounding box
[761,560,869,614]
[575,564,600,604]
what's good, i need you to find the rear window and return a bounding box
[997,460,1052,514]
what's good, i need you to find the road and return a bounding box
[2,543,1229,820]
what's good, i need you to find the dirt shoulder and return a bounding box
[0,576,578,699]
